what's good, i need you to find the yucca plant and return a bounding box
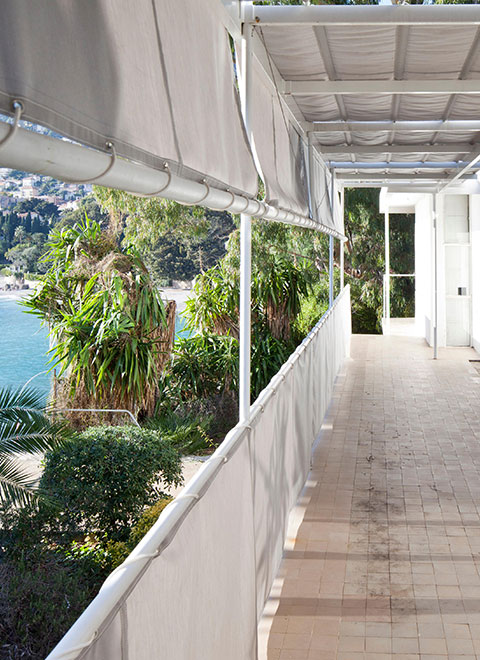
[23,218,175,420]
[0,387,68,507]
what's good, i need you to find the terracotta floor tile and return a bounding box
[259,337,480,660]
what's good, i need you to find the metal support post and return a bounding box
[239,16,252,423]
[329,235,334,308]
[307,133,315,221]
[433,194,438,359]
[385,212,390,325]
[340,188,345,290]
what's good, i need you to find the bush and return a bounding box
[0,546,106,660]
[293,280,329,338]
[145,409,214,455]
[106,497,173,570]
[162,334,239,401]
[251,329,293,399]
[39,426,183,541]
[0,495,175,659]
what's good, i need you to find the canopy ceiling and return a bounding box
[249,4,480,189]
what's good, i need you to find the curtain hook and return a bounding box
[62,141,116,185]
[0,100,24,151]
[137,163,172,197]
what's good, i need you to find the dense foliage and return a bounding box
[344,188,414,332]
[94,187,235,285]
[0,423,179,660]
[39,425,182,541]
[24,217,174,419]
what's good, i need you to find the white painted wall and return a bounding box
[442,195,470,347]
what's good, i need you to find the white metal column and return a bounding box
[329,235,334,307]
[329,172,335,307]
[340,188,345,290]
[385,211,390,326]
[433,194,438,359]
[239,18,253,423]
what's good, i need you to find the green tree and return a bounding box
[94,187,234,284]
[343,188,414,333]
[59,194,109,229]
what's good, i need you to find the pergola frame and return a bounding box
[244,4,480,190]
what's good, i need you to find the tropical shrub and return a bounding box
[293,279,330,338]
[164,334,239,400]
[251,329,293,399]
[145,410,214,455]
[39,426,182,541]
[23,217,175,420]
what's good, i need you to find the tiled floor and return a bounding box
[259,334,480,659]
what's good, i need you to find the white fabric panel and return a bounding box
[251,288,351,615]
[0,0,257,196]
[251,63,310,216]
[322,27,395,80]
[258,26,327,81]
[398,94,451,121]
[450,95,480,120]
[310,150,337,232]
[403,27,478,79]
[296,95,340,122]
[342,95,393,121]
[47,289,351,660]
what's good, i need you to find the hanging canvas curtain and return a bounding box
[0,0,257,196]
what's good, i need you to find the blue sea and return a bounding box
[0,295,190,400]
[0,294,51,398]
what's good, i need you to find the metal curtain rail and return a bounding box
[0,120,344,240]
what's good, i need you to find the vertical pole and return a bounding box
[329,171,335,307]
[307,133,315,221]
[329,235,334,308]
[385,211,390,324]
[239,19,252,423]
[433,194,438,359]
[340,188,345,291]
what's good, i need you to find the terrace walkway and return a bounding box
[260,334,480,660]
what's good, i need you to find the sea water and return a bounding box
[0,295,50,397]
[0,295,190,400]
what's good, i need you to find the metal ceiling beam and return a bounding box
[285,80,480,95]
[306,120,480,133]
[312,26,352,150]
[249,5,480,27]
[330,161,470,170]
[437,146,480,192]
[430,27,480,145]
[320,144,475,154]
[337,173,463,181]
